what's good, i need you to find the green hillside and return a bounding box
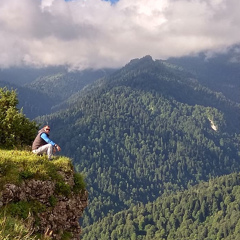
[37,56,240,228]
[82,171,240,240]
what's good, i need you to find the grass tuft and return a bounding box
[0,212,37,240]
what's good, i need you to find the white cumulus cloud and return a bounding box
[0,0,239,69]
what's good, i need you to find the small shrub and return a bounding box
[49,195,57,207]
[6,201,30,219]
[73,173,86,193]
[20,170,34,179]
[5,200,46,219]
[61,231,72,240]
[55,182,71,197]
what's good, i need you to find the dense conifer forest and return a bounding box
[82,172,240,240]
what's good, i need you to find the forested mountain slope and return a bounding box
[0,66,64,86]
[37,56,240,228]
[0,80,56,119]
[0,68,115,118]
[167,45,240,103]
[26,68,115,103]
[82,172,240,240]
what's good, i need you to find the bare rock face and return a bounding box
[0,173,88,240]
[1,180,55,204]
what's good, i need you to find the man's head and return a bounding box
[43,125,51,133]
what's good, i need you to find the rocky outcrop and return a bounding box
[0,171,88,240]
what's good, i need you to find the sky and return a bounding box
[0,0,240,70]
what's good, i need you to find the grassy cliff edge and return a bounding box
[0,149,88,240]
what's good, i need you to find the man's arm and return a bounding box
[41,133,61,151]
[40,133,55,146]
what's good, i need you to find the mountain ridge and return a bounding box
[167,45,240,103]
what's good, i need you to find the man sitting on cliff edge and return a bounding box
[32,125,61,160]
